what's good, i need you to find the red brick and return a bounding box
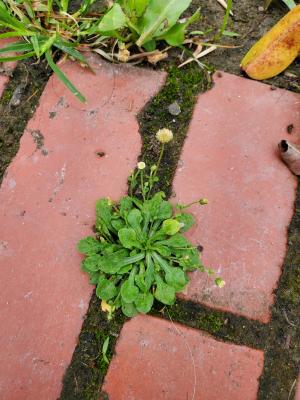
[0,55,166,399]
[0,38,17,96]
[103,315,264,400]
[174,72,300,322]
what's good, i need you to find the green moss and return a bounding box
[138,64,212,197]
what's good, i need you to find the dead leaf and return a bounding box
[278,140,300,175]
[147,51,168,64]
[241,5,300,80]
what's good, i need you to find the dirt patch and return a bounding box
[0,59,51,183]
[187,0,300,91]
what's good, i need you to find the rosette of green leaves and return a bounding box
[78,192,203,317]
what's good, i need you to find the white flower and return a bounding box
[137,161,146,170]
[156,128,173,143]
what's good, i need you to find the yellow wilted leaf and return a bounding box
[241,5,300,80]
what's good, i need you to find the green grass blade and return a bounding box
[216,0,232,40]
[0,51,35,62]
[0,30,35,38]
[45,49,86,103]
[0,42,34,53]
[53,40,89,64]
[31,36,40,57]
[0,6,29,30]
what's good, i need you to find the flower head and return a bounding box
[156,128,173,144]
[199,198,209,205]
[137,161,146,170]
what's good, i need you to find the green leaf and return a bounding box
[0,31,35,39]
[157,201,172,220]
[154,274,176,305]
[143,192,164,219]
[152,245,171,257]
[175,213,195,232]
[98,3,127,32]
[45,49,86,103]
[89,271,101,284]
[222,30,240,37]
[145,254,155,290]
[99,249,129,273]
[161,219,181,235]
[165,267,187,291]
[136,0,192,46]
[96,277,118,300]
[53,40,89,65]
[102,336,110,364]
[161,9,200,46]
[77,236,102,254]
[121,301,138,317]
[82,254,102,272]
[127,208,143,232]
[96,198,113,226]
[121,276,139,303]
[152,252,187,291]
[158,233,190,248]
[135,292,153,313]
[119,196,133,218]
[118,228,139,249]
[0,41,34,54]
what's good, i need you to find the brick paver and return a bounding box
[0,54,165,399]
[174,72,300,322]
[0,39,16,96]
[103,315,264,400]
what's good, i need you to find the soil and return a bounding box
[0,1,299,400]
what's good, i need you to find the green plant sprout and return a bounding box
[78,128,225,319]
[0,0,201,101]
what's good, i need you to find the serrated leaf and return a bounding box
[241,5,300,80]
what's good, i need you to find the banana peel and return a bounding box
[278,140,300,175]
[241,5,300,80]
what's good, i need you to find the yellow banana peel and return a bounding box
[241,5,300,80]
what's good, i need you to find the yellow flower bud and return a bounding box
[137,161,146,170]
[156,128,173,143]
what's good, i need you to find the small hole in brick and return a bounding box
[96,151,105,157]
[287,124,294,134]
